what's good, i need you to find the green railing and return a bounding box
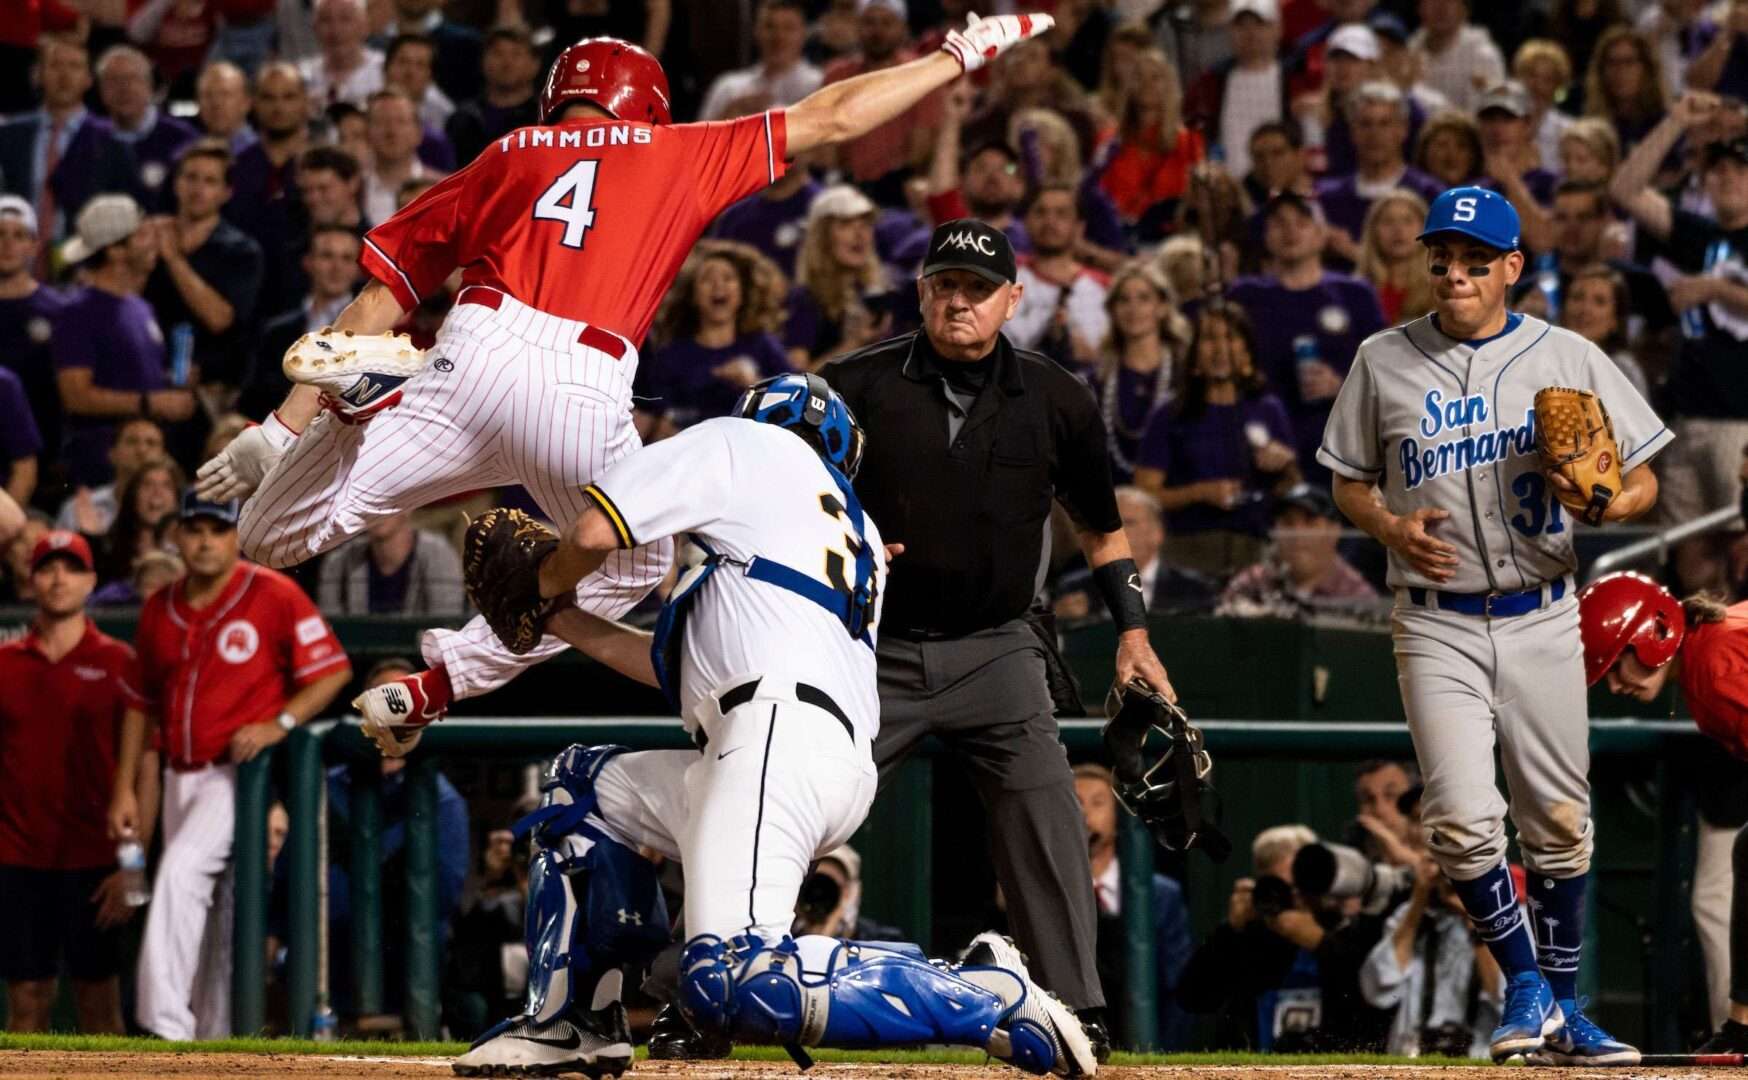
[233,716,1705,1052]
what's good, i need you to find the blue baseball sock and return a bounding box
[1526,870,1585,1004]
[1449,861,1540,978]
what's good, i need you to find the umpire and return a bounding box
[823,218,1177,1056]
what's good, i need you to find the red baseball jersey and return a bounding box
[135,563,350,766]
[1681,601,1748,759]
[0,621,146,869]
[360,111,789,344]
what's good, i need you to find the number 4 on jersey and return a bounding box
[534,161,600,249]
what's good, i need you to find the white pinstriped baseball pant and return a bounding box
[239,289,673,699]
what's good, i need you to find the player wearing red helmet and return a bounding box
[1580,571,1748,1053]
[541,37,673,125]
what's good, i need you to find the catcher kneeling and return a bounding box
[366,374,1100,1079]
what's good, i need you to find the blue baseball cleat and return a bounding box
[1530,1000,1641,1066]
[1490,971,1563,1061]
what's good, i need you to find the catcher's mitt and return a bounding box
[464,508,567,655]
[1534,386,1622,526]
[1102,680,1231,862]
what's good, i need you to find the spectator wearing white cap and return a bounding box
[784,184,901,369]
[0,196,72,485]
[52,196,196,489]
[96,45,200,212]
[699,0,824,122]
[821,0,945,200]
[1185,0,1287,179]
[1408,0,1504,113]
[1317,23,1431,176]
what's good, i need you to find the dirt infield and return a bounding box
[1,1053,1743,1079]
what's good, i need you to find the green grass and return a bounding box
[0,1032,1482,1067]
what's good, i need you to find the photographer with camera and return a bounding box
[1178,825,1395,1052]
[791,845,906,942]
[1361,854,1504,1058]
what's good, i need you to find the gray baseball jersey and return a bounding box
[1317,312,1673,592]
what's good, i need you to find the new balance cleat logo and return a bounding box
[343,376,385,405]
[385,688,410,716]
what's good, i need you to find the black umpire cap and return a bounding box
[920,218,1017,286]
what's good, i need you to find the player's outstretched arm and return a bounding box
[546,607,659,688]
[785,13,1054,156]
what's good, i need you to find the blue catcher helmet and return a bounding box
[733,372,866,480]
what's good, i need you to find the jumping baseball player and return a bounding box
[194,15,1056,726]
[1318,186,1670,1065]
[368,373,1094,1078]
[1580,573,1748,1054]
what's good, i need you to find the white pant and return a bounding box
[1696,817,1737,1031]
[136,764,236,1041]
[590,688,876,942]
[239,291,673,699]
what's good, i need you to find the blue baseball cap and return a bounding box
[1418,186,1520,252]
[179,487,241,526]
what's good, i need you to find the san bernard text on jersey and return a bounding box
[1398,388,1538,491]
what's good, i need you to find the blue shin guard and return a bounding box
[678,934,1074,1075]
[514,744,671,1024]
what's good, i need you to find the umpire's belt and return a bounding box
[695,677,854,750]
[1405,575,1569,617]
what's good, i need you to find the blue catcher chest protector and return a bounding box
[648,376,877,706]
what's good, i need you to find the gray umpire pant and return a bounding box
[873,618,1104,1011]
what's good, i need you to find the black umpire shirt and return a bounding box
[823,328,1122,639]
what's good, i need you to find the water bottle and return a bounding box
[312,994,338,1042]
[168,323,194,386]
[1293,334,1320,401]
[117,833,150,907]
[1534,251,1561,323]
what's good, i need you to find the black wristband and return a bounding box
[1092,557,1147,632]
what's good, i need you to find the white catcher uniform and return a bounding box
[580,415,887,941]
[1317,311,1672,882]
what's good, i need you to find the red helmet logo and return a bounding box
[542,38,671,126]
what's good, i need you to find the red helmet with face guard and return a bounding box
[541,37,672,125]
[1577,571,1686,686]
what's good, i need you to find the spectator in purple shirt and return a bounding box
[1089,262,1188,484]
[1317,82,1443,266]
[1225,192,1385,482]
[709,162,822,278]
[1413,110,1485,191]
[445,27,541,167]
[0,196,70,482]
[785,185,904,370]
[1134,300,1300,578]
[225,63,313,280]
[1321,25,1429,180]
[0,367,42,505]
[1477,81,1559,252]
[383,34,458,172]
[637,240,793,437]
[96,45,198,212]
[52,195,195,488]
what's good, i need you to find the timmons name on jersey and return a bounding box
[498,125,655,153]
[1399,406,1538,491]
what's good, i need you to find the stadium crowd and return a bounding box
[5,0,1748,1055]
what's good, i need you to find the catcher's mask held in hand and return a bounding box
[1102,679,1231,862]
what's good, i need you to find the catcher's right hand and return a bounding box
[194,412,298,501]
[464,508,569,655]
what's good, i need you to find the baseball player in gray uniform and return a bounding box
[1317,186,1671,1065]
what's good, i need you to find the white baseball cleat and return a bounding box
[960,932,1098,1077]
[282,328,428,420]
[452,1005,633,1078]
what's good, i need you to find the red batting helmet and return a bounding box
[1577,571,1686,686]
[541,38,672,125]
